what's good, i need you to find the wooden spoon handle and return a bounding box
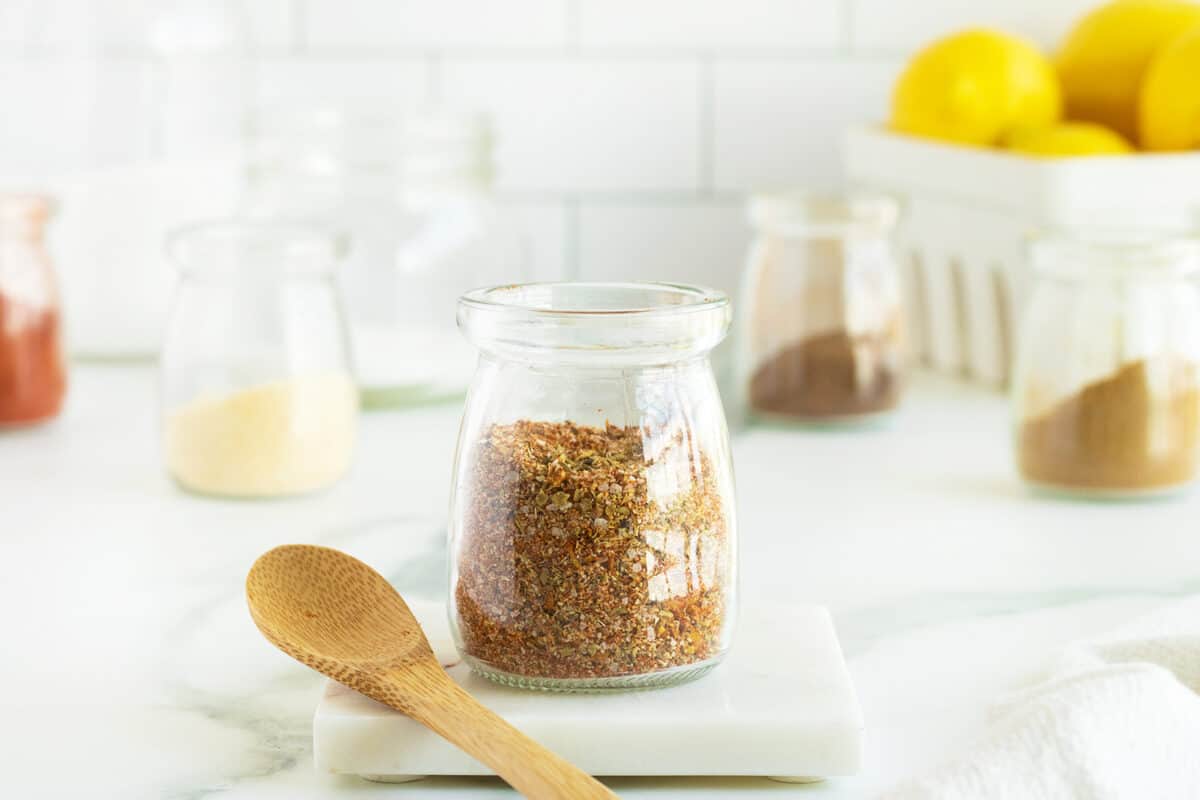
[395,669,619,799]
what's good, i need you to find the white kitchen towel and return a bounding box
[882,596,1200,799]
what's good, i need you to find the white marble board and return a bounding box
[313,603,863,782]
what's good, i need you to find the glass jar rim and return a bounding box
[167,219,346,277]
[460,281,728,317]
[0,192,54,224]
[1031,228,1200,280]
[458,282,731,364]
[748,191,899,237]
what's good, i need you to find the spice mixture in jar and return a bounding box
[0,194,66,427]
[1018,359,1200,493]
[1013,231,1200,497]
[740,194,904,424]
[749,327,902,419]
[455,419,731,684]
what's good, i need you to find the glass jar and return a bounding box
[0,194,66,427]
[449,283,737,692]
[245,108,526,408]
[160,220,357,498]
[1014,231,1200,498]
[738,192,904,424]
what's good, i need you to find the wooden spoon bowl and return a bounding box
[246,544,617,799]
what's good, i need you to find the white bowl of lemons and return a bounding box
[845,0,1200,387]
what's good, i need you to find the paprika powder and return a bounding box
[0,194,66,427]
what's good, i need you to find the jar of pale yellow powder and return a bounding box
[160,221,358,498]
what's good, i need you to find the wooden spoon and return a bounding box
[246,544,618,800]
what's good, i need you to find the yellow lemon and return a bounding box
[891,29,1061,146]
[1002,122,1134,156]
[1140,24,1200,150]
[1057,0,1200,142]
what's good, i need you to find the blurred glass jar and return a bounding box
[0,0,248,360]
[1014,231,1200,498]
[449,283,737,691]
[0,194,66,427]
[160,221,357,498]
[738,193,904,424]
[245,108,526,408]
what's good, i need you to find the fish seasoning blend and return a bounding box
[450,282,737,691]
[1014,232,1200,497]
[740,194,904,424]
[456,420,730,682]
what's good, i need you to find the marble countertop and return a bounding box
[5,365,1196,799]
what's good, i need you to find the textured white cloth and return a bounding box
[882,597,1200,799]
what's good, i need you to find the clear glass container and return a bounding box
[0,194,66,427]
[738,192,904,424]
[449,282,738,692]
[0,0,249,360]
[245,108,526,408]
[160,220,357,498]
[1014,230,1200,498]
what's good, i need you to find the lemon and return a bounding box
[1057,0,1200,142]
[1002,122,1134,156]
[1140,24,1200,150]
[890,29,1061,146]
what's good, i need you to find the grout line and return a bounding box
[291,0,307,53]
[565,197,581,280]
[425,51,443,103]
[566,0,581,51]
[283,44,855,60]
[0,44,900,63]
[840,0,855,54]
[698,52,715,198]
[497,190,746,206]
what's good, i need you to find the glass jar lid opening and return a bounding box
[748,192,899,237]
[1032,229,1200,280]
[458,282,731,363]
[167,219,346,277]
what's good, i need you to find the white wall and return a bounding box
[2,0,1100,297]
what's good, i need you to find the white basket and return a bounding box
[845,127,1200,387]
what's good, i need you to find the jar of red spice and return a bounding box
[0,194,66,427]
[450,282,737,692]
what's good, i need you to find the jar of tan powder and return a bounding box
[1014,231,1200,498]
[738,192,904,424]
[160,221,358,498]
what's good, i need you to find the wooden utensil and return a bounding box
[246,544,618,800]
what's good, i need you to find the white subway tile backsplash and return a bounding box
[245,0,296,49]
[577,202,747,298]
[1,0,294,52]
[2,0,1104,286]
[0,55,156,177]
[851,0,1097,52]
[255,56,429,107]
[443,59,701,192]
[304,0,569,48]
[713,58,899,193]
[578,0,842,49]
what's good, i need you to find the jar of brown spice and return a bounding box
[738,192,904,424]
[1014,231,1200,498]
[450,282,737,691]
